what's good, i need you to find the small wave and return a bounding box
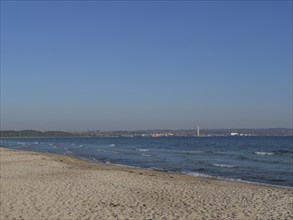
[149,167,168,172]
[193,161,205,164]
[272,150,292,155]
[99,150,118,154]
[185,172,292,189]
[236,155,249,160]
[237,155,289,164]
[192,168,208,172]
[137,148,149,152]
[269,178,286,182]
[185,150,204,155]
[255,152,274,156]
[142,154,151,157]
[184,172,212,178]
[110,151,119,154]
[212,163,238,168]
[109,144,116,147]
[34,142,40,144]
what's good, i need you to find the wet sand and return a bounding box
[1,147,292,219]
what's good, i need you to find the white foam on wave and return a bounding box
[109,144,116,147]
[149,167,167,172]
[212,163,238,168]
[184,172,212,178]
[255,151,274,156]
[185,150,204,154]
[95,149,117,154]
[137,148,149,152]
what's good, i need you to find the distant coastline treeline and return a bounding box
[0,128,292,138]
[0,130,75,138]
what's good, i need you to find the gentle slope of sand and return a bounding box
[1,147,292,219]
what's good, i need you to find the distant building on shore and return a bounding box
[230,132,239,136]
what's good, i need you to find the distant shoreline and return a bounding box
[1,128,292,138]
[1,135,292,139]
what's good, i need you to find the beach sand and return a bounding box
[1,147,292,220]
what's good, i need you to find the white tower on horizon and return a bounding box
[197,126,200,137]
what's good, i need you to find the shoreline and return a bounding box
[1,147,292,219]
[2,146,292,189]
[78,155,293,190]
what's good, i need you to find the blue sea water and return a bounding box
[1,136,292,187]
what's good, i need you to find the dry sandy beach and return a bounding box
[1,147,292,220]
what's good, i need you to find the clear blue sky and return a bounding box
[1,1,292,131]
